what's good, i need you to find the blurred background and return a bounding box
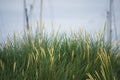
[0,0,120,42]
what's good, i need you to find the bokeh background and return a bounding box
[0,0,120,42]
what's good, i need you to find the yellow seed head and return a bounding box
[38,38,42,46]
[116,39,120,46]
[31,40,35,48]
[27,54,30,69]
[34,48,39,62]
[32,52,36,61]
[72,74,75,80]
[72,50,74,61]
[85,32,90,42]
[50,56,54,68]
[86,43,90,62]
[40,47,46,58]
[74,32,77,40]
[48,47,54,57]
[0,60,4,71]
[95,32,100,41]
[13,62,16,72]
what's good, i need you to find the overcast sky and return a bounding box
[0,0,120,42]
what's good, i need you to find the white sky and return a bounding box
[0,0,120,42]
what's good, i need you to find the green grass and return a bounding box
[0,29,120,80]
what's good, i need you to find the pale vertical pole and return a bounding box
[112,1,118,40]
[40,0,43,33]
[107,11,110,40]
[109,0,113,43]
[24,0,29,31]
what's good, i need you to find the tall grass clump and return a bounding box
[0,28,120,80]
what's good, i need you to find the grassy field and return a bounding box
[0,29,120,80]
